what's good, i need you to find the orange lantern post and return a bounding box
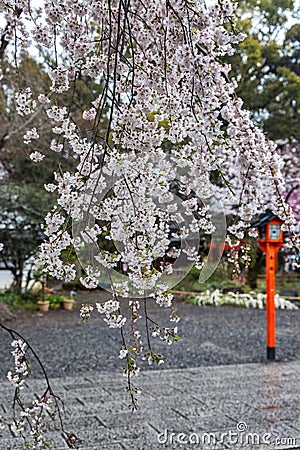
[252,210,284,360]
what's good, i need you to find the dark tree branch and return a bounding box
[0,7,23,60]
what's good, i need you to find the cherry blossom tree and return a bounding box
[0,0,299,446]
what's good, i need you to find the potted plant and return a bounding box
[48,294,63,309]
[62,297,74,311]
[62,290,76,311]
[37,280,50,313]
[37,299,50,313]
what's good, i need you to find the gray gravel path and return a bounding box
[1,291,300,379]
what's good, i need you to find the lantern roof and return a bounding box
[251,209,281,228]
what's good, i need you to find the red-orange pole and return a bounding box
[265,243,277,360]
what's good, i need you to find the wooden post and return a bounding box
[253,211,284,362]
[265,243,277,360]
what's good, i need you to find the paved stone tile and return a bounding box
[77,400,129,415]
[121,441,169,450]
[1,360,300,449]
[98,408,181,428]
[78,445,123,450]
[170,403,209,418]
[125,426,235,449]
[291,421,300,432]
[118,396,205,415]
[75,422,153,446]
[151,415,237,435]
[148,416,200,435]
[133,381,185,397]
[242,422,300,449]
[61,385,113,398]
[47,414,106,432]
[0,434,69,449]
[193,394,259,416]
[121,438,229,449]
[82,445,123,450]
[227,408,298,427]
[0,438,33,449]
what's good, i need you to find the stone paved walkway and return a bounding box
[1,361,300,449]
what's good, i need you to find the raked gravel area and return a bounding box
[1,291,300,379]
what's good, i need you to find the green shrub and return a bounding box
[176,263,239,293]
[0,292,37,311]
[45,294,65,309]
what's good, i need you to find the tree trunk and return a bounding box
[11,271,23,294]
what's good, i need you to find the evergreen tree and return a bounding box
[229,0,300,143]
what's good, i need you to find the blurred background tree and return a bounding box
[229,0,300,143]
[226,0,300,288]
[0,50,107,293]
[0,184,53,293]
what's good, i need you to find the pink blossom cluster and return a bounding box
[15,88,36,116]
[7,339,29,389]
[23,127,39,144]
[2,0,296,288]
[1,0,299,411]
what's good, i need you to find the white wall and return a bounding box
[0,271,13,291]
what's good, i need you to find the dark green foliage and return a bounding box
[0,184,54,293]
[0,291,38,311]
[229,0,300,142]
[0,51,107,293]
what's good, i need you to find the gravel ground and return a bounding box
[1,290,300,379]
